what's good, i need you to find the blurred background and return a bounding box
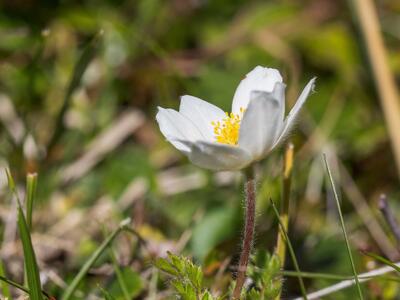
[0,0,400,298]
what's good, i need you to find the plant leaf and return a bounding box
[362,252,400,273]
[6,168,43,300]
[61,218,130,300]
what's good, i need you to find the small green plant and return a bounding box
[247,251,282,300]
[155,252,223,300]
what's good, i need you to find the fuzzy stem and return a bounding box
[232,167,256,300]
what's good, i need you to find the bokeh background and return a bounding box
[0,0,400,298]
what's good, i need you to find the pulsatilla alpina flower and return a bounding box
[156,66,316,171]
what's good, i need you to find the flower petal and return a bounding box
[179,95,226,142]
[238,82,286,160]
[175,140,252,170]
[156,107,204,153]
[232,66,283,114]
[273,77,316,147]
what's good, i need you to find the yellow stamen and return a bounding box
[211,108,245,145]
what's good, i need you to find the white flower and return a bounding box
[156,66,316,171]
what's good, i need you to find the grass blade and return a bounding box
[47,32,101,152]
[0,274,53,299]
[5,168,43,300]
[350,0,400,177]
[275,143,294,274]
[270,198,308,299]
[293,260,400,300]
[0,274,29,295]
[362,252,400,273]
[17,192,43,300]
[61,218,131,300]
[282,270,400,282]
[323,154,363,299]
[109,247,131,300]
[98,285,117,300]
[26,173,38,230]
[0,260,11,299]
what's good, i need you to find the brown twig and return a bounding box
[232,167,256,299]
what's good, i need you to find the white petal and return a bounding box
[175,140,252,171]
[179,95,226,142]
[273,77,316,147]
[156,107,204,153]
[238,82,285,160]
[232,66,283,114]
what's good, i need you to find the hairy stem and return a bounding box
[232,167,256,300]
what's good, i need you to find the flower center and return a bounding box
[211,108,245,145]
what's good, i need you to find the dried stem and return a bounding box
[378,194,400,244]
[232,167,256,300]
[275,143,294,300]
[350,0,400,177]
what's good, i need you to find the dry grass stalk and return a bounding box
[351,0,400,177]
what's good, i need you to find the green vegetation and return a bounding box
[0,0,400,299]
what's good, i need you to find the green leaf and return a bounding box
[5,168,16,192]
[17,203,43,300]
[47,32,100,151]
[98,285,117,300]
[26,173,38,230]
[154,257,179,276]
[171,280,186,295]
[362,252,400,273]
[108,267,143,300]
[191,205,238,261]
[109,247,131,300]
[324,155,364,299]
[0,272,52,299]
[169,252,185,274]
[201,291,214,300]
[171,280,196,300]
[155,253,207,299]
[61,218,130,300]
[0,260,11,298]
[247,289,262,300]
[187,263,203,291]
[270,199,306,299]
[248,251,282,300]
[6,168,43,300]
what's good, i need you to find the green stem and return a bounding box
[26,173,38,230]
[0,261,11,299]
[61,218,131,300]
[323,154,363,299]
[275,144,294,269]
[275,143,294,299]
[271,199,308,299]
[281,270,400,282]
[109,246,131,300]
